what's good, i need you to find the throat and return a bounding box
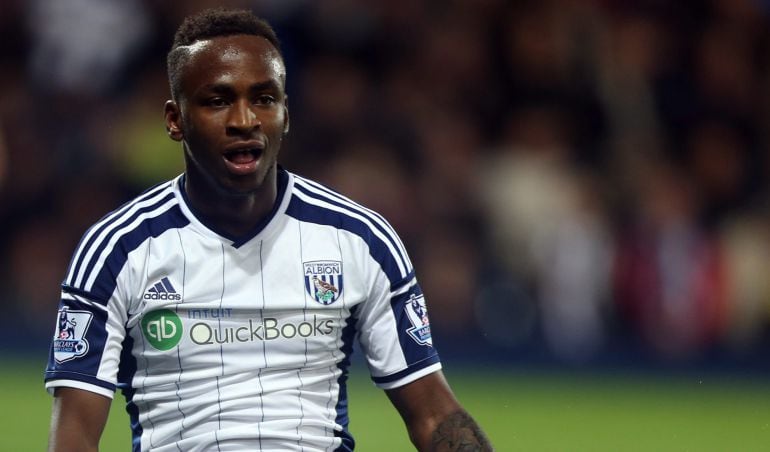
[199,197,274,238]
[183,171,279,239]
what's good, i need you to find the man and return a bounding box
[45,8,493,451]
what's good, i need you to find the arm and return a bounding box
[48,387,112,452]
[386,370,493,451]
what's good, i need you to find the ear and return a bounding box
[164,100,184,142]
[282,96,290,136]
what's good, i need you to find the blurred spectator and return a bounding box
[478,107,612,363]
[720,213,770,353]
[684,119,757,223]
[27,0,151,95]
[6,216,72,335]
[613,158,728,360]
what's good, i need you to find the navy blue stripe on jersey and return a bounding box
[116,331,142,452]
[61,284,109,305]
[75,191,179,293]
[66,181,174,287]
[287,190,407,290]
[45,297,112,390]
[294,176,412,267]
[293,176,412,273]
[68,189,176,290]
[333,429,355,452]
[89,204,190,302]
[392,269,417,294]
[333,305,358,452]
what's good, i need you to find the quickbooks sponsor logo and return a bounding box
[189,316,334,345]
[141,309,183,350]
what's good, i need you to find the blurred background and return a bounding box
[1,0,770,375]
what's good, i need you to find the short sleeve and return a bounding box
[356,272,442,389]
[44,285,125,398]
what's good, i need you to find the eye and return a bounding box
[255,94,276,106]
[206,97,228,107]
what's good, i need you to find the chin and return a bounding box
[210,162,276,197]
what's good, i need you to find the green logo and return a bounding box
[141,309,182,350]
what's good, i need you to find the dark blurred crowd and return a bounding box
[1,0,770,368]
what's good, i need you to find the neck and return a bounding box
[184,168,279,238]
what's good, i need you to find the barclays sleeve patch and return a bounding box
[53,306,94,363]
[405,294,432,346]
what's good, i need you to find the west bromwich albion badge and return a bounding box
[304,260,344,305]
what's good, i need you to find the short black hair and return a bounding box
[167,8,282,100]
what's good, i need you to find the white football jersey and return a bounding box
[45,168,441,451]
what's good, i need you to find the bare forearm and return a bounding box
[429,409,493,452]
[48,429,99,452]
[48,388,110,452]
[386,372,493,451]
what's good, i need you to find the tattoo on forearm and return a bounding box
[431,410,493,451]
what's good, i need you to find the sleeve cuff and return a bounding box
[46,379,115,399]
[373,362,443,390]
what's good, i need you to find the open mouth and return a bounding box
[224,148,260,163]
[222,147,263,174]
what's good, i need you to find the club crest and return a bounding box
[405,294,432,346]
[53,307,93,363]
[304,260,343,305]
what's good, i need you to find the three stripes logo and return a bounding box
[143,277,181,301]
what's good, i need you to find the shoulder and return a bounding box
[63,177,189,295]
[285,171,414,287]
[286,172,396,238]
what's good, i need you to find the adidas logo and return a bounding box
[143,277,181,301]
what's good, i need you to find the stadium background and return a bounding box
[1,0,770,449]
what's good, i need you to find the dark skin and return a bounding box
[165,35,290,237]
[49,34,492,451]
[388,372,493,451]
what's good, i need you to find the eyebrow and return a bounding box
[200,80,283,94]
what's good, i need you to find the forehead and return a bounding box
[178,34,285,93]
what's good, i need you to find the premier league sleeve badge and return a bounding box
[53,306,94,363]
[405,294,433,346]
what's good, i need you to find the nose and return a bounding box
[226,99,260,135]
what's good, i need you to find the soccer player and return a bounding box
[45,8,493,452]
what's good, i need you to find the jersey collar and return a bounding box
[174,167,292,248]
